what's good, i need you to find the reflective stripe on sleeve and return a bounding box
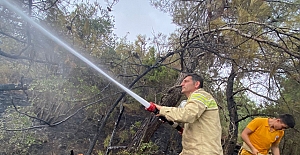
[189,93,218,110]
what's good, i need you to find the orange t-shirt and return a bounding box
[244,118,284,154]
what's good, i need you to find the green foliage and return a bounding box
[134,121,141,128]
[130,121,142,135]
[116,121,143,147]
[117,142,159,155]
[233,0,272,22]
[0,107,47,154]
[103,135,111,148]
[117,150,131,155]
[118,130,129,144]
[142,64,179,102]
[28,73,106,123]
[0,60,30,84]
[96,150,105,155]
[69,3,114,57]
[143,47,157,65]
[136,142,159,155]
[147,66,177,83]
[280,78,300,106]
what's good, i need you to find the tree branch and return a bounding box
[0,48,57,65]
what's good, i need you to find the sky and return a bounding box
[106,0,177,41]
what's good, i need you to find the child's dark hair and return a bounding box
[278,114,295,128]
[184,73,204,88]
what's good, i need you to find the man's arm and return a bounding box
[154,100,205,123]
[271,143,280,155]
[241,128,259,155]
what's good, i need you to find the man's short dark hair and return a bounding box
[185,73,204,88]
[278,114,295,128]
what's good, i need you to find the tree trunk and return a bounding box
[224,64,239,155]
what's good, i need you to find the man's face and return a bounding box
[180,76,199,96]
[274,119,289,130]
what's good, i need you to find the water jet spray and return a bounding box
[0,0,183,133]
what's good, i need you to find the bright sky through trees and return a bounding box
[107,0,176,41]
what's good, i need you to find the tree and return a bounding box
[148,0,300,154]
[0,0,118,154]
